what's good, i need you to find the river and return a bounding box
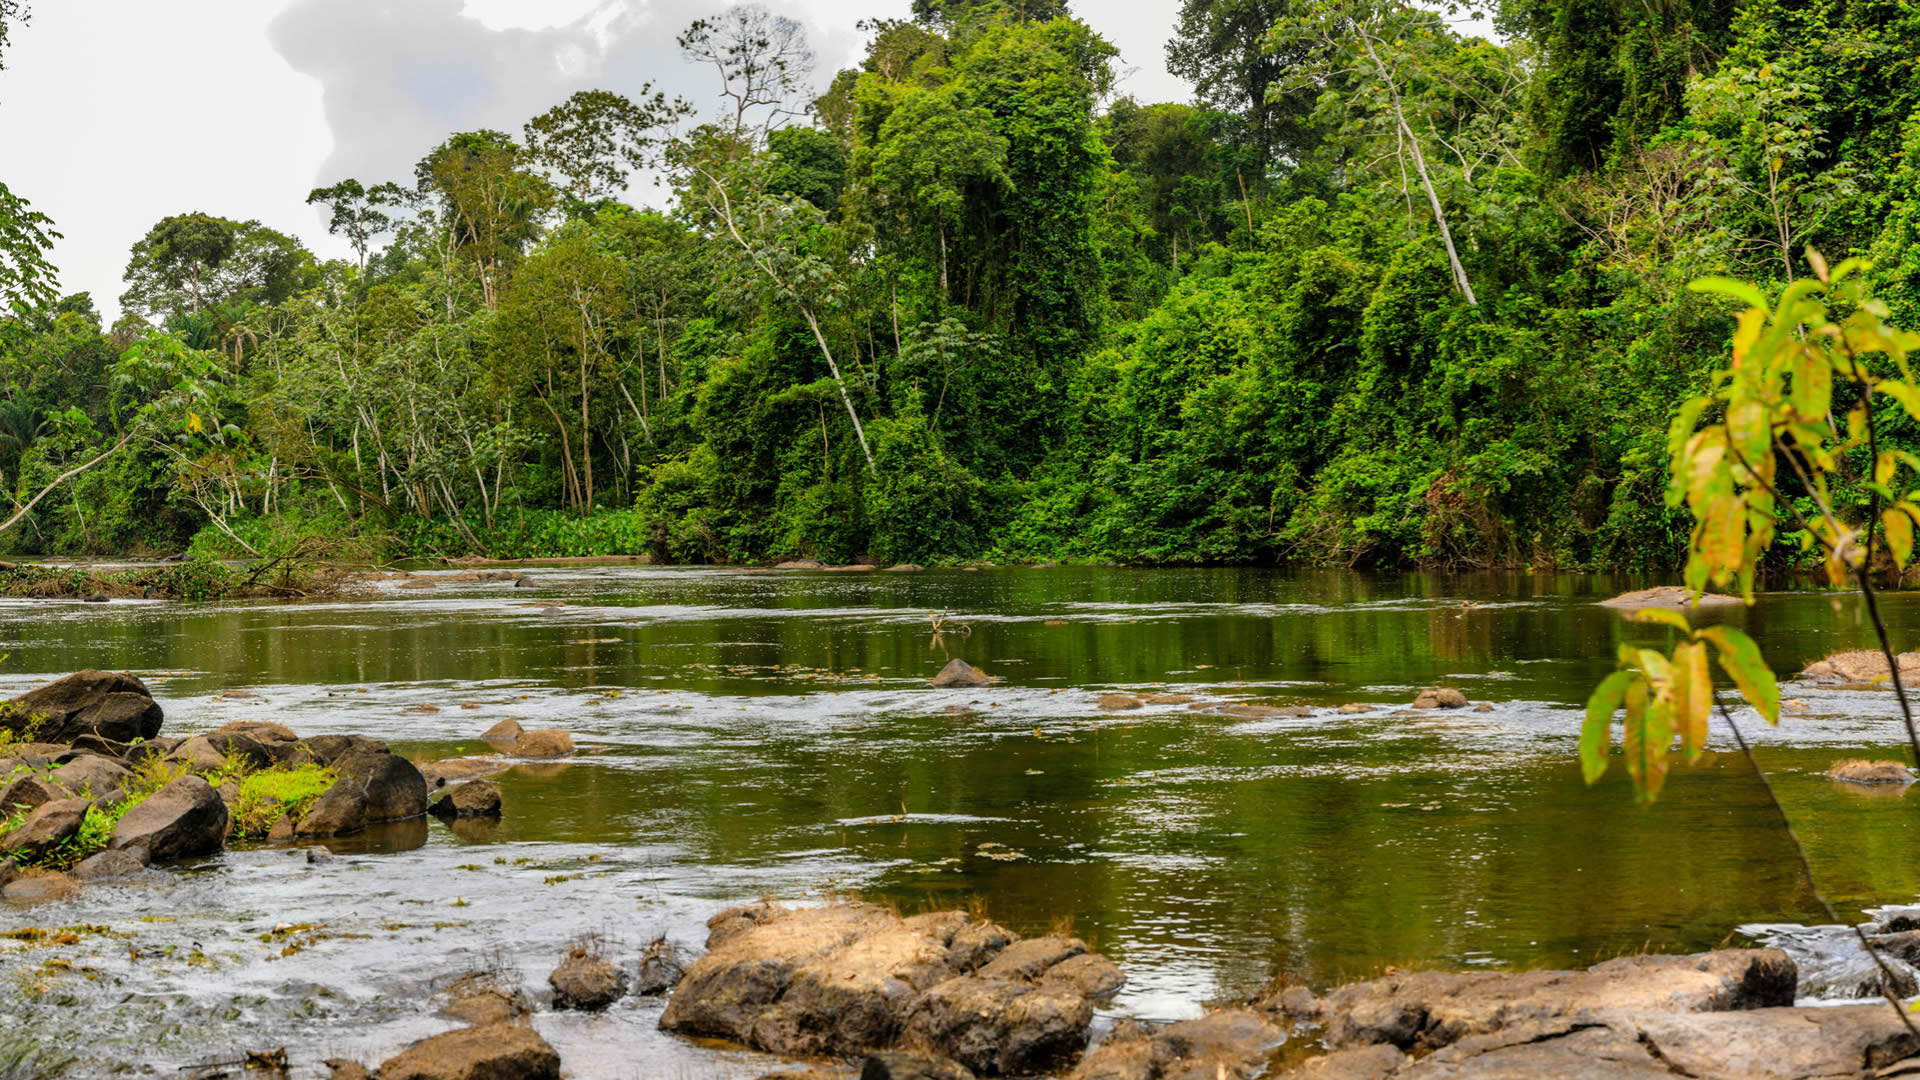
[1,565,1916,1077]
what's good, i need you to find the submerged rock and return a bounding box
[109,775,228,862]
[3,869,80,902]
[931,660,994,689]
[1098,694,1144,711]
[1,669,165,745]
[1827,759,1915,786]
[376,1022,561,1080]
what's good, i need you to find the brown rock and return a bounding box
[296,781,367,838]
[977,936,1086,981]
[70,847,149,881]
[1598,587,1743,609]
[901,975,1092,1075]
[482,718,523,741]
[0,774,73,816]
[325,1061,372,1080]
[0,797,90,861]
[304,734,388,765]
[931,660,994,689]
[1277,1045,1409,1080]
[886,565,926,573]
[861,1052,976,1080]
[333,748,429,822]
[1141,694,1193,705]
[418,757,510,788]
[776,560,827,570]
[3,870,79,902]
[50,754,132,802]
[549,948,627,1011]
[1,669,165,744]
[749,926,958,1055]
[109,775,228,862]
[167,731,274,774]
[512,730,574,759]
[1337,704,1376,715]
[1080,1010,1284,1080]
[948,920,1015,972]
[1037,953,1125,999]
[1804,650,1920,685]
[1411,688,1469,710]
[375,1022,560,1080]
[1098,694,1144,711]
[429,781,502,819]
[637,936,686,995]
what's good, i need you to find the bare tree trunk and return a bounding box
[1361,34,1478,307]
[0,436,132,536]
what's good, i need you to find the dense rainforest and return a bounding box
[3,0,1919,570]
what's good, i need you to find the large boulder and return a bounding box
[1804,650,1920,685]
[166,732,274,774]
[304,734,388,765]
[296,779,368,838]
[0,797,90,862]
[1,670,164,744]
[375,1022,561,1080]
[108,775,228,862]
[663,903,1114,1072]
[334,748,429,823]
[512,730,574,759]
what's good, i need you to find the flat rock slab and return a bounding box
[1282,948,1795,1051]
[662,902,1120,1073]
[1597,587,1742,609]
[376,1022,561,1080]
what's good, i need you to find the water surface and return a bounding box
[2,567,1915,1076]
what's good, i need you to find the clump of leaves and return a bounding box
[229,764,336,840]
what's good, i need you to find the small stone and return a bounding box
[376,1023,560,1080]
[1337,704,1375,715]
[513,730,574,759]
[325,1061,372,1080]
[307,845,334,863]
[636,936,686,995]
[1473,703,1494,713]
[483,718,524,740]
[550,948,628,1010]
[513,576,541,589]
[931,659,993,688]
[429,781,502,819]
[1412,687,1469,709]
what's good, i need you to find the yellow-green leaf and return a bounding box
[1622,681,1674,804]
[1884,507,1914,568]
[1789,355,1831,422]
[1697,625,1780,725]
[1672,641,1712,762]
[1630,608,1693,634]
[1690,277,1769,312]
[1582,671,1635,785]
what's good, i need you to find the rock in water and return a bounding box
[931,660,993,688]
[0,798,90,862]
[109,776,229,862]
[3,871,80,902]
[376,1023,561,1080]
[1,669,165,744]
[1411,687,1469,709]
[1827,759,1916,785]
[296,781,368,838]
[482,718,524,741]
[1072,1009,1282,1080]
[513,730,574,759]
[333,748,429,822]
[1598,586,1743,609]
[549,949,628,1011]
[70,848,149,881]
[636,936,686,995]
[429,781,503,819]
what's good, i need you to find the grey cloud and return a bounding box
[270,0,863,192]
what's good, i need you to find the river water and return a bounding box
[2,566,1917,1077]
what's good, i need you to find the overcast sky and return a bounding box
[0,0,1189,320]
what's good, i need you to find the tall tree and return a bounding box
[523,88,694,207]
[416,131,553,311]
[307,179,406,273]
[1166,0,1315,184]
[679,6,816,137]
[120,213,237,319]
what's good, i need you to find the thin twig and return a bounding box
[1718,700,1920,1037]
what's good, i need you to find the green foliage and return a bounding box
[229,764,337,840]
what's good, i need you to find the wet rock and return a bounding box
[886,565,926,573]
[901,975,1092,1075]
[429,781,502,819]
[50,754,132,802]
[1337,704,1375,715]
[307,845,334,863]
[375,1022,561,1080]
[1272,986,1320,1018]
[441,972,531,1027]
[1098,694,1144,711]
[267,814,294,841]
[1292,948,1796,1052]
[482,718,523,741]
[109,775,228,862]
[776,560,826,570]
[324,1061,372,1080]
[636,936,686,995]
[304,734,389,765]
[1141,694,1193,705]
[70,848,149,881]
[3,869,79,902]
[549,948,628,1011]
[862,1052,976,1080]
[0,774,73,815]
[1472,703,1494,713]
[1828,759,1915,785]
[931,659,994,688]
[213,721,312,766]
[419,757,510,787]
[512,730,574,759]
[948,920,1015,972]
[1598,586,1742,609]
[296,779,367,837]
[1783,699,1812,713]
[0,797,90,861]
[1411,688,1469,710]
[334,748,429,822]
[1,669,165,744]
